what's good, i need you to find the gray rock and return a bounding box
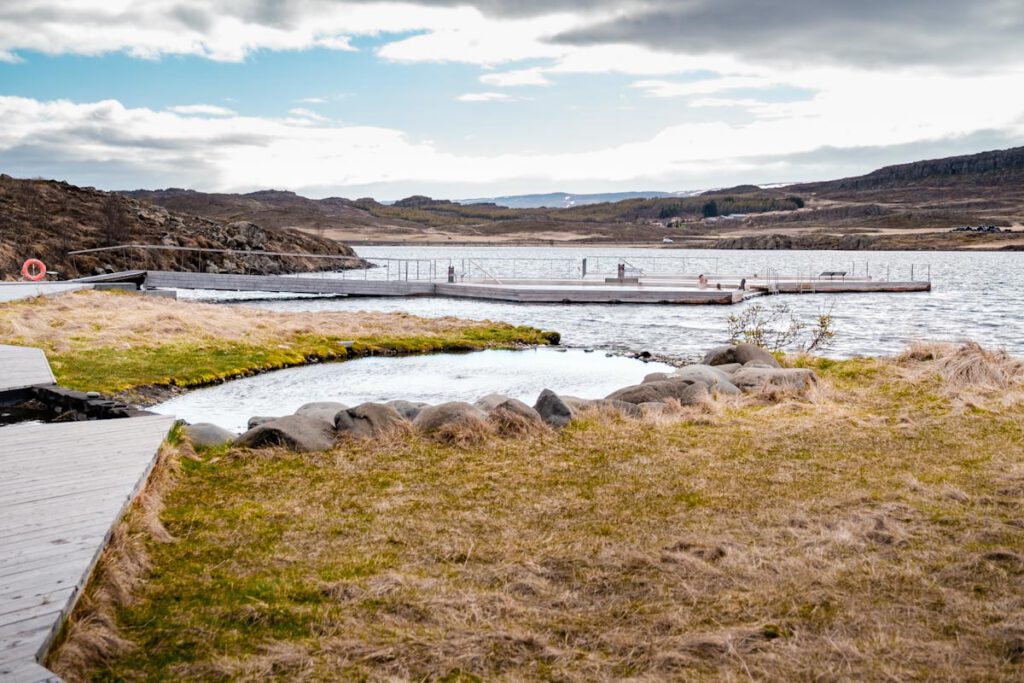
[336,402,408,438]
[413,402,489,434]
[247,415,278,429]
[605,378,702,405]
[715,363,743,374]
[702,343,781,368]
[474,393,513,412]
[555,395,643,418]
[671,365,741,396]
[489,398,545,432]
[730,367,816,392]
[534,389,574,428]
[642,372,671,384]
[386,400,427,420]
[295,401,349,428]
[183,423,237,449]
[235,414,336,452]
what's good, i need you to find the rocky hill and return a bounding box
[0,176,361,280]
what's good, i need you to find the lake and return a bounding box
[180,245,1020,361]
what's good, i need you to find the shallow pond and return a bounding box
[153,348,673,433]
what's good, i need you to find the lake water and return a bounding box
[154,348,674,433]
[180,246,1021,361]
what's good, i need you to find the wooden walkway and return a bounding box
[0,415,176,682]
[0,284,92,305]
[0,346,56,394]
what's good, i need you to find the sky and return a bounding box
[1,1,1023,200]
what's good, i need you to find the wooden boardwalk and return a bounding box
[0,346,56,394]
[0,284,92,305]
[0,415,175,682]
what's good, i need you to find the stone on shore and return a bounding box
[183,422,236,449]
[474,393,513,412]
[703,343,781,368]
[247,416,278,430]
[413,402,489,435]
[235,414,336,452]
[335,402,408,438]
[671,365,741,395]
[489,398,545,434]
[605,379,706,405]
[534,389,575,428]
[730,367,817,392]
[386,400,428,420]
[295,401,349,422]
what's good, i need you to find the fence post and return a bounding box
[582,257,587,278]
[911,264,914,281]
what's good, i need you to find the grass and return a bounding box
[50,344,1024,681]
[0,291,557,395]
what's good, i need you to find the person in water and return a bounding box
[697,273,708,289]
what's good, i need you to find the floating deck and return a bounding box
[0,415,175,682]
[72,270,930,304]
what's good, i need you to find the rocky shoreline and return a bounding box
[182,343,816,451]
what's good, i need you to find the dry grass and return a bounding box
[897,341,1024,407]
[62,347,1024,681]
[0,290,522,353]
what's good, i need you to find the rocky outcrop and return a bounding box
[0,174,364,279]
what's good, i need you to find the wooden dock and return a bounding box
[0,415,175,682]
[0,346,56,394]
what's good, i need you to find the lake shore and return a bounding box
[47,342,1024,681]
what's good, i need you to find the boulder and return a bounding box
[730,367,816,392]
[295,401,349,427]
[386,400,427,420]
[474,393,513,412]
[642,372,671,384]
[555,395,644,418]
[183,422,236,449]
[534,389,574,428]
[489,398,546,434]
[605,379,706,405]
[413,402,489,434]
[235,414,336,452]
[702,343,780,368]
[336,402,408,438]
[671,365,741,396]
[247,415,278,429]
[714,363,743,374]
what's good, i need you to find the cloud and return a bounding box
[631,76,783,99]
[456,92,519,102]
[554,0,1024,70]
[3,85,1023,197]
[296,97,327,104]
[168,104,236,116]
[480,68,552,87]
[288,107,329,121]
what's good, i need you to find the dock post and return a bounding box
[582,258,587,278]
[447,266,455,283]
[911,264,914,281]
[617,263,625,280]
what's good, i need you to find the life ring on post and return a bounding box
[21,258,47,282]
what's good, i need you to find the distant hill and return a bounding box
[1,177,359,279]
[460,191,678,209]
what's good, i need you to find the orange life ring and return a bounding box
[21,258,46,282]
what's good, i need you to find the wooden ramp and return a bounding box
[0,415,175,682]
[0,346,56,394]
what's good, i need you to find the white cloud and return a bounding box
[456,92,518,102]
[288,107,329,122]
[168,104,236,116]
[631,76,783,98]
[296,97,327,104]
[480,68,552,87]
[3,79,1023,194]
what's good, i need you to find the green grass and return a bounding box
[47,326,557,395]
